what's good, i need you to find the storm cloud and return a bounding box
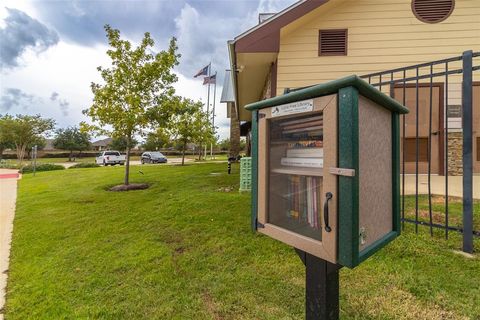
[59,99,70,116]
[50,92,59,101]
[0,8,59,69]
[0,88,35,111]
[49,91,70,116]
[28,0,295,76]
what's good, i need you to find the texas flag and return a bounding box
[203,74,216,85]
[194,64,209,78]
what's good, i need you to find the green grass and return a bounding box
[6,164,480,319]
[403,195,480,232]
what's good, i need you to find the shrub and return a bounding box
[0,160,20,169]
[69,163,100,169]
[20,163,65,174]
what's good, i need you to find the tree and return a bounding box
[218,138,230,151]
[143,129,170,151]
[167,98,215,165]
[26,136,46,159]
[53,126,91,161]
[0,115,15,160]
[1,114,55,163]
[82,25,180,186]
[110,136,139,152]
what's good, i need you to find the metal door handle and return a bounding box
[324,192,333,232]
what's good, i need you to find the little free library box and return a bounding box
[247,76,409,268]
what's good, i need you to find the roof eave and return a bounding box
[244,75,409,114]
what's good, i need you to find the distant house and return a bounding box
[43,139,56,151]
[91,138,112,151]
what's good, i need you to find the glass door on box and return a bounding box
[268,113,324,241]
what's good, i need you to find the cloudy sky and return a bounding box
[0,0,296,140]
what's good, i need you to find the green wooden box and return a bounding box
[246,76,409,268]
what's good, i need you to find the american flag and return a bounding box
[194,65,209,78]
[203,74,216,85]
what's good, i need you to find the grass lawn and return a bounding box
[6,163,480,319]
[403,195,480,233]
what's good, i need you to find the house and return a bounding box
[91,138,112,151]
[43,139,56,151]
[227,0,480,175]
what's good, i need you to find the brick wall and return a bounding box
[447,132,463,176]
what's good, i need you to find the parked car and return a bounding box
[95,151,126,166]
[141,151,167,164]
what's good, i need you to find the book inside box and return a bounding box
[268,112,324,241]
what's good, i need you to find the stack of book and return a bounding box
[286,175,320,229]
[277,115,324,168]
[280,145,323,168]
[279,115,323,140]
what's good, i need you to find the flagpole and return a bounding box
[205,62,211,160]
[210,71,217,159]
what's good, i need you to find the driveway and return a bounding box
[0,169,19,320]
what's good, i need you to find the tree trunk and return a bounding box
[16,144,26,164]
[182,142,186,166]
[0,147,4,161]
[124,136,131,186]
[68,150,73,162]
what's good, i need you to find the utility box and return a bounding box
[247,76,409,268]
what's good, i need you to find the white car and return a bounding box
[95,151,126,166]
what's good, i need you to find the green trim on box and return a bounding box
[358,231,398,263]
[251,111,259,231]
[392,113,401,234]
[245,75,409,115]
[337,86,360,269]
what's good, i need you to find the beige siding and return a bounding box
[277,0,480,94]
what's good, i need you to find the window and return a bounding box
[105,151,120,156]
[404,138,429,162]
[412,0,455,24]
[318,29,347,56]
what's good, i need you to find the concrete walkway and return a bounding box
[403,175,480,199]
[0,169,19,320]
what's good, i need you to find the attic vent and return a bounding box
[412,0,455,23]
[318,29,347,56]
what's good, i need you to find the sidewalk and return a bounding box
[402,175,480,199]
[0,169,19,320]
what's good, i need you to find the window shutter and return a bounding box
[412,0,455,23]
[477,137,480,162]
[318,29,347,56]
[404,138,429,162]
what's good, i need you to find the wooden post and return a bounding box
[296,249,341,320]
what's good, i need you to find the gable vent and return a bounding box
[318,29,347,56]
[412,0,455,23]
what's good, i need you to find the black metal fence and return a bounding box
[361,50,479,253]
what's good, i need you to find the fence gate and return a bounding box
[361,50,479,253]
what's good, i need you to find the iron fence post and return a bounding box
[462,50,473,253]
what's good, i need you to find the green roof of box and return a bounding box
[244,75,409,114]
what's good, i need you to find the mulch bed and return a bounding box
[109,183,149,192]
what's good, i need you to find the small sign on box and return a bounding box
[271,99,314,117]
